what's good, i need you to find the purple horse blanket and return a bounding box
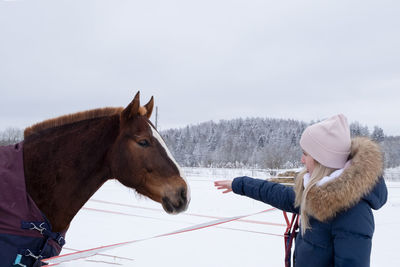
[0,143,65,267]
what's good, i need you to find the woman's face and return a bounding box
[301,150,315,174]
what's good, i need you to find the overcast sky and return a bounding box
[1,0,399,136]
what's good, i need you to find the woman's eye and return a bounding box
[138,140,150,147]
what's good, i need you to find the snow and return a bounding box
[50,167,400,266]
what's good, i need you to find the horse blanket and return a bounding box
[0,143,65,267]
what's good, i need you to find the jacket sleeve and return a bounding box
[332,192,376,267]
[231,176,299,213]
[365,176,388,210]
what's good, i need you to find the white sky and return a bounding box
[1,0,399,135]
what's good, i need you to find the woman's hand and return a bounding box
[214,180,233,193]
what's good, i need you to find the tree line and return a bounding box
[1,119,398,169]
[161,118,399,169]
[0,127,23,146]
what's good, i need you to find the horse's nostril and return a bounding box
[162,196,174,213]
[162,188,188,214]
[180,187,186,201]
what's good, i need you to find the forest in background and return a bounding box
[1,117,399,169]
[161,118,399,169]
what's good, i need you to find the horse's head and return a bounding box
[110,92,190,214]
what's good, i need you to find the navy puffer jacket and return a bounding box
[232,137,387,267]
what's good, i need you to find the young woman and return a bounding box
[215,114,387,267]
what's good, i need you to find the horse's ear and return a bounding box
[122,91,140,121]
[144,96,154,119]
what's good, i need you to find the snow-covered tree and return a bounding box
[371,126,385,143]
[0,127,23,145]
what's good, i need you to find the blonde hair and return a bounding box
[294,161,337,235]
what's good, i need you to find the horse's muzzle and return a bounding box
[162,187,189,214]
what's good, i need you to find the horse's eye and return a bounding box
[138,140,150,147]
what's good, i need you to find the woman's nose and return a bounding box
[301,155,305,164]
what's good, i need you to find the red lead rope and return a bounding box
[283,211,299,267]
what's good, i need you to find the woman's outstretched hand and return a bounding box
[214,180,233,193]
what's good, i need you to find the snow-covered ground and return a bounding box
[49,167,400,266]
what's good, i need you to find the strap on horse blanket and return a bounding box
[0,143,66,267]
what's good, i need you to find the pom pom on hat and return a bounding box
[300,114,351,169]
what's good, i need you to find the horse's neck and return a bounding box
[23,115,120,232]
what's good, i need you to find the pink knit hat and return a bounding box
[300,114,351,169]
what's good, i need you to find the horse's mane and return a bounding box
[24,107,123,138]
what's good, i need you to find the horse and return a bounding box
[0,92,190,267]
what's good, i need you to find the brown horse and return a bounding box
[23,92,190,233]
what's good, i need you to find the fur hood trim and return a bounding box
[300,137,383,222]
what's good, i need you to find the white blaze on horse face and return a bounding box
[149,124,191,201]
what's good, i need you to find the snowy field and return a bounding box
[48,167,400,266]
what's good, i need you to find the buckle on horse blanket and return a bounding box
[21,221,66,247]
